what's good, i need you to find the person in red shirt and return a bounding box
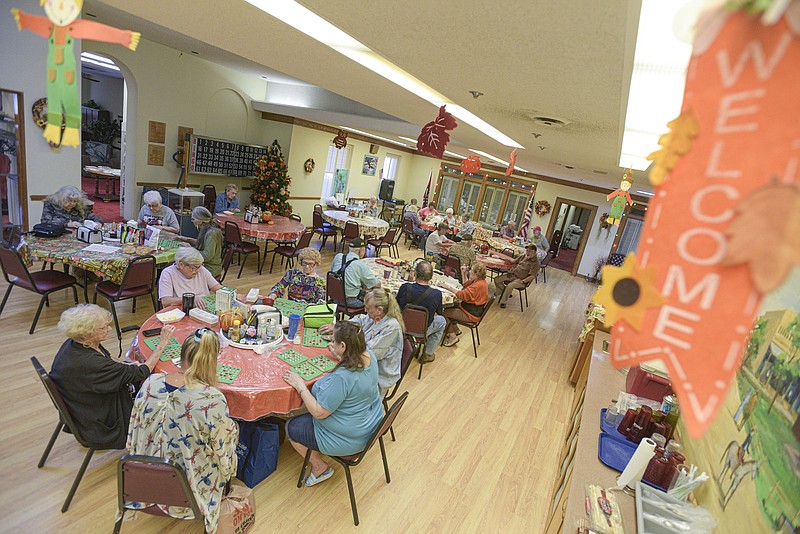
[439,263,489,346]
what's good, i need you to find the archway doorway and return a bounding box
[545,197,597,275]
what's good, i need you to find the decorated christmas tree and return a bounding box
[250,140,292,216]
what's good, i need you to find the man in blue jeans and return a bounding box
[396,261,446,363]
[403,208,429,250]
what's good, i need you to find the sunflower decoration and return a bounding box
[592,254,664,331]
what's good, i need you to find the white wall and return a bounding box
[1,0,83,228]
[85,37,293,218]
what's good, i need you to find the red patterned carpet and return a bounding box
[549,247,578,272]
[82,176,125,222]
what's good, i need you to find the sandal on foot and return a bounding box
[305,467,334,487]
[443,336,459,347]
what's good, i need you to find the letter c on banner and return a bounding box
[677,228,727,266]
[690,185,740,223]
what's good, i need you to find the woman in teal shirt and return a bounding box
[284,322,383,486]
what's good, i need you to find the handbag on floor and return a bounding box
[235,422,280,488]
[217,483,256,534]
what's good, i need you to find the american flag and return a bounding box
[517,189,536,237]
[422,170,432,207]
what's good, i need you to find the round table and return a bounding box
[476,252,514,271]
[485,237,526,257]
[133,308,332,421]
[361,257,462,306]
[322,210,389,239]
[214,213,305,242]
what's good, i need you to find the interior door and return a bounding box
[0,89,26,233]
[457,180,481,216]
[436,175,458,212]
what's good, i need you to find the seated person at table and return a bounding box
[426,223,455,258]
[267,247,326,303]
[319,288,404,397]
[138,190,180,233]
[41,185,104,230]
[499,220,517,239]
[330,237,380,308]
[494,244,540,308]
[176,206,223,278]
[49,304,174,448]
[418,204,438,219]
[396,261,446,363]
[405,198,420,213]
[448,233,477,269]
[159,247,222,310]
[441,263,489,347]
[127,328,238,533]
[403,207,428,250]
[365,196,379,217]
[283,322,383,486]
[531,226,550,255]
[456,213,476,240]
[443,208,459,227]
[214,183,240,213]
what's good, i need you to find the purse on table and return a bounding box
[303,303,336,328]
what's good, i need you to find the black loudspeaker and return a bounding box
[379,179,395,201]
[369,144,379,154]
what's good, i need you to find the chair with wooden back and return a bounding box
[114,454,203,533]
[296,392,410,526]
[93,255,157,340]
[224,220,261,278]
[0,245,79,334]
[401,304,430,379]
[31,356,123,512]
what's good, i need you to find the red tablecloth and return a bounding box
[214,213,305,242]
[133,309,331,421]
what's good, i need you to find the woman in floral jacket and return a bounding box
[126,329,238,533]
[267,247,326,303]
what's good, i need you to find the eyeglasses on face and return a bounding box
[181,263,202,271]
[301,261,317,267]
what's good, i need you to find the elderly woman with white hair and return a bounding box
[41,185,104,230]
[365,196,379,217]
[176,206,223,277]
[48,304,175,448]
[443,208,458,227]
[137,190,180,233]
[158,247,223,309]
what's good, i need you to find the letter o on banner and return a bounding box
[677,228,727,266]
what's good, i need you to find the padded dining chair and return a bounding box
[297,392,410,526]
[401,218,419,248]
[340,221,360,253]
[536,252,552,284]
[514,277,535,312]
[224,220,261,278]
[312,210,338,250]
[201,184,216,212]
[0,245,79,334]
[93,256,157,341]
[289,213,302,223]
[217,245,235,283]
[444,254,462,282]
[264,229,313,274]
[114,454,204,534]
[441,295,495,358]
[326,271,365,319]
[31,357,123,512]
[402,305,430,379]
[367,228,396,258]
[383,335,415,441]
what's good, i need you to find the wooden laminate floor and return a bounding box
[0,237,596,533]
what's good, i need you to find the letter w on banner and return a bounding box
[594,7,800,438]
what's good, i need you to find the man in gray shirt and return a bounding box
[330,237,381,307]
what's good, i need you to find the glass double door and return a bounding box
[457,180,481,217]
[436,175,459,213]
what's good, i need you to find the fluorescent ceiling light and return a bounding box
[398,136,417,144]
[514,166,531,174]
[339,127,408,147]
[444,150,466,159]
[470,149,508,166]
[80,57,120,71]
[636,190,655,196]
[81,52,115,64]
[245,0,523,149]
[619,0,693,171]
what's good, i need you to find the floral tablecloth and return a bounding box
[322,210,389,239]
[362,258,461,306]
[23,234,181,283]
[215,213,305,242]
[579,302,606,342]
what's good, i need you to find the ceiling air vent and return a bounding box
[593,169,609,175]
[530,116,569,128]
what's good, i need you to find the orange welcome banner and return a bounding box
[610,9,800,438]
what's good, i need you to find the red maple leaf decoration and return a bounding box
[505,148,517,176]
[333,130,348,149]
[416,105,458,159]
[461,155,481,173]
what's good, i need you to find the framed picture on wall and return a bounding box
[362,154,378,176]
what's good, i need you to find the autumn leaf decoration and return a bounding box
[723,181,800,293]
[417,105,458,159]
[646,110,700,186]
[505,148,517,177]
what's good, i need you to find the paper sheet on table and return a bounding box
[82,244,120,254]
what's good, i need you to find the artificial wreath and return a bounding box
[534,199,551,217]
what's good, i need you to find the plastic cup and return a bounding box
[288,313,301,340]
[384,269,391,279]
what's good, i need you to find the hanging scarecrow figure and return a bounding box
[11,1,140,147]
[606,169,634,225]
